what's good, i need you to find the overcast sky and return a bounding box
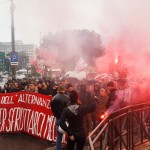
[0,0,150,45]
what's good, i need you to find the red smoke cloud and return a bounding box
[96,28,150,105]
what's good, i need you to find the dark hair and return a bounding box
[58,84,65,92]
[107,81,115,87]
[69,90,78,103]
[37,81,43,84]
[30,83,35,86]
[66,83,73,89]
[79,84,86,92]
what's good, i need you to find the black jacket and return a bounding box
[106,89,117,109]
[79,91,92,105]
[60,102,96,136]
[38,87,48,95]
[50,92,69,119]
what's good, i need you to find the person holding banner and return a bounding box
[51,84,69,150]
[59,90,96,150]
[28,82,38,93]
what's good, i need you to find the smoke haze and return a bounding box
[1,0,150,76]
[36,30,104,71]
[1,0,150,106]
[1,0,150,45]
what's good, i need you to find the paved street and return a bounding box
[0,133,55,150]
[0,131,149,150]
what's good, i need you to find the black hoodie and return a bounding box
[60,102,96,136]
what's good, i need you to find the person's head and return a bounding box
[29,83,36,90]
[21,78,28,86]
[88,85,94,93]
[66,83,73,92]
[46,80,50,86]
[58,84,66,93]
[9,83,15,89]
[22,78,27,83]
[69,90,78,104]
[79,84,86,92]
[37,81,43,88]
[94,83,100,93]
[42,82,47,89]
[15,82,19,88]
[107,81,115,91]
[61,79,67,87]
[100,88,106,96]
[30,79,35,84]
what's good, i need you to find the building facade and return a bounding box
[0,41,36,58]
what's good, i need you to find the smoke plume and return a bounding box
[36,30,104,71]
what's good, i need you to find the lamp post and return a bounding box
[10,0,16,78]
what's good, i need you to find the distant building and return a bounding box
[0,40,36,58]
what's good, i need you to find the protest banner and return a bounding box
[0,92,58,142]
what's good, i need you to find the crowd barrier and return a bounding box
[0,92,60,142]
[89,102,150,150]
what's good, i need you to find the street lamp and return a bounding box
[10,0,16,78]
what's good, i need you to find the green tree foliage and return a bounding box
[5,58,10,72]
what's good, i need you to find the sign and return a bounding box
[0,92,66,142]
[0,52,5,70]
[11,52,18,65]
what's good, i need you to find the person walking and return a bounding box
[59,90,96,150]
[51,84,69,150]
[78,84,93,135]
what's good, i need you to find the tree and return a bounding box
[38,29,105,72]
[5,58,11,72]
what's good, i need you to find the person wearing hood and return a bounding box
[59,90,96,150]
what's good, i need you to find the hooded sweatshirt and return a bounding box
[60,102,96,136]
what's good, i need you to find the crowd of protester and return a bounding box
[49,77,136,150]
[0,75,148,150]
[0,77,54,95]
